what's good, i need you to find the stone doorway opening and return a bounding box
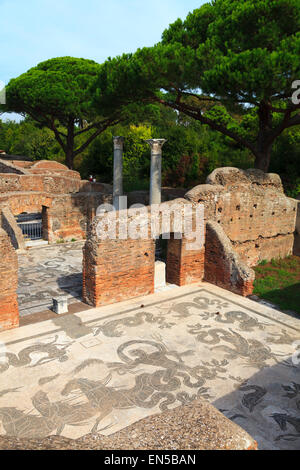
[154,234,180,292]
[16,212,43,241]
[15,208,49,248]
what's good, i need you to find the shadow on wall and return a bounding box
[212,356,300,450]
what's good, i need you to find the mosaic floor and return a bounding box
[17,242,84,316]
[0,283,299,450]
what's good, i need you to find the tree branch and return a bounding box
[50,119,67,153]
[153,95,257,155]
[73,118,121,157]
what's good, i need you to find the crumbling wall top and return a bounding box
[206,167,283,191]
[0,159,28,175]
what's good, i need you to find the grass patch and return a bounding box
[253,255,300,315]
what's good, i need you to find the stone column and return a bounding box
[146,139,167,205]
[113,136,125,210]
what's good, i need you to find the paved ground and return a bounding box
[0,283,299,450]
[17,242,179,317]
[17,242,84,316]
[0,398,256,450]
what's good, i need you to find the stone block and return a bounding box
[52,297,69,315]
[155,260,166,289]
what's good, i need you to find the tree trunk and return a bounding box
[254,148,272,172]
[254,102,273,172]
[65,119,75,169]
[65,148,74,169]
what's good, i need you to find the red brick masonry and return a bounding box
[0,227,19,331]
[83,201,206,307]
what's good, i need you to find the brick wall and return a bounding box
[204,221,255,296]
[166,235,204,286]
[185,168,297,267]
[46,193,112,242]
[83,201,205,308]
[0,158,113,243]
[83,238,155,307]
[0,225,19,331]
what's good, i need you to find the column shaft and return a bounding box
[146,139,167,206]
[113,137,124,210]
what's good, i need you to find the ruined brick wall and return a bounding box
[0,224,19,331]
[0,160,112,196]
[83,237,155,307]
[83,200,205,308]
[45,192,112,242]
[0,161,24,174]
[166,235,204,286]
[205,221,255,296]
[0,158,113,243]
[185,168,297,267]
[0,192,52,216]
[0,173,84,194]
[1,206,26,251]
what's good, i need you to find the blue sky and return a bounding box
[0,0,205,85]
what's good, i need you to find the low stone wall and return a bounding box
[0,192,52,216]
[0,225,19,331]
[0,173,84,194]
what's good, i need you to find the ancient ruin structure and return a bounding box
[83,168,298,309]
[186,167,297,267]
[83,199,205,307]
[0,156,298,331]
[0,156,112,246]
[0,220,19,330]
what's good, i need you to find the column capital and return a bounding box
[145,139,167,153]
[113,136,125,150]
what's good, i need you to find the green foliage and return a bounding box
[5,57,101,125]
[0,118,63,161]
[1,1,300,188]
[94,0,300,171]
[79,123,152,189]
[2,57,122,168]
[269,126,300,197]
[77,104,254,190]
[254,256,300,314]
